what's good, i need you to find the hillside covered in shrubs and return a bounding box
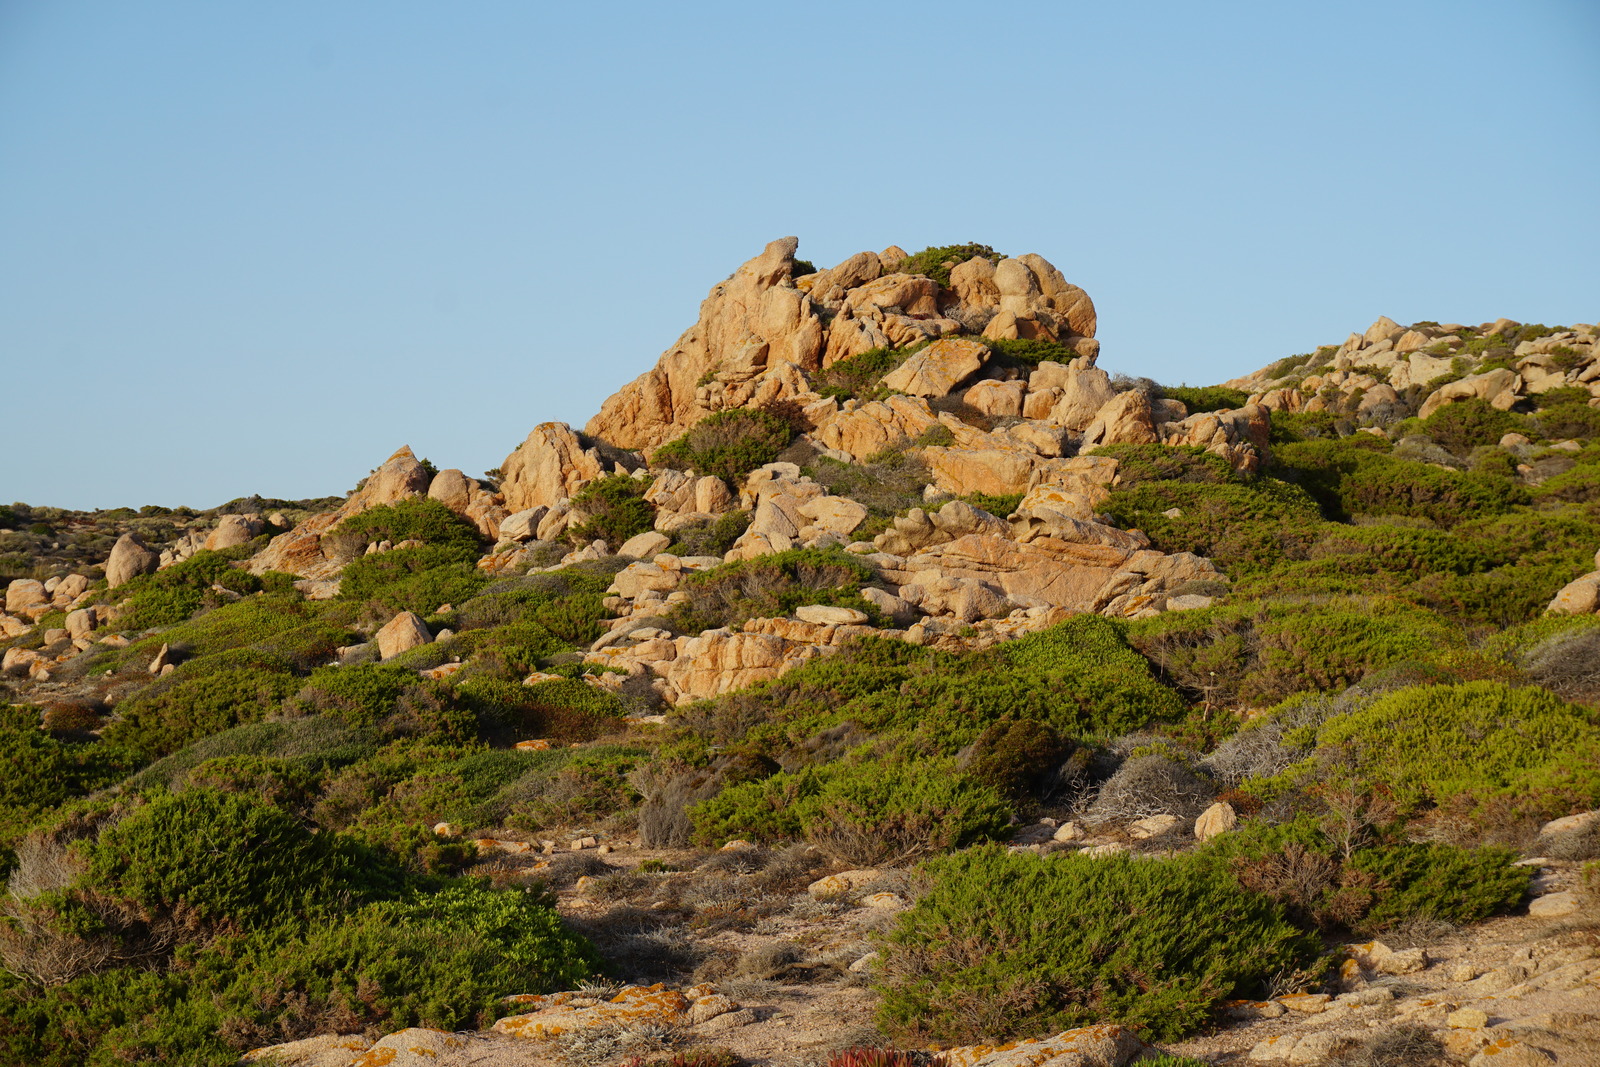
[1,239,1598,1067]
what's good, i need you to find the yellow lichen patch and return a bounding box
[350,1050,396,1067]
[493,983,691,1039]
[939,1024,1144,1067]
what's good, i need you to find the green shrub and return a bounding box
[981,337,1079,367]
[806,453,932,535]
[664,511,752,557]
[1533,402,1600,441]
[652,409,797,482]
[327,498,485,559]
[1162,385,1251,413]
[674,618,1184,791]
[813,345,918,402]
[1125,599,1465,706]
[876,847,1317,1043]
[113,550,276,630]
[1339,458,1527,526]
[1095,443,1240,487]
[338,547,489,616]
[1351,844,1530,928]
[690,756,1010,862]
[0,879,599,1064]
[1101,478,1322,578]
[1420,398,1521,455]
[117,596,350,671]
[895,243,1001,287]
[989,616,1188,734]
[568,474,656,547]
[83,787,385,933]
[689,766,826,844]
[1251,681,1600,820]
[664,547,883,633]
[213,880,597,1041]
[1533,465,1600,504]
[105,666,299,759]
[0,707,133,843]
[294,664,419,727]
[805,757,1011,865]
[1209,819,1531,933]
[127,717,378,795]
[959,491,1024,518]
[961,719,1068,802]
[457,676,625,744]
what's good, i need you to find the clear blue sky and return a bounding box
[3,1,1596,510]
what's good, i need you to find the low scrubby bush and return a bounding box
[81,787,385,934]
[1248,681,1600,823]
[1420,398,1522,455]
[1161,385,1251,413]
[664,547,883,633]
[338,547,488,617]
[895,243,1001,287]
[690,756,1010,863]
[876,847,1318,1043]
[1125,598,1465,706]
[106,665,300,759]
[113,550,284,630]
[665,511,752,557]
[325,498,485,561]
[652,409,797,483]
[568,474,656,547]
[1208,819,1531,933]
[813,345,918,402]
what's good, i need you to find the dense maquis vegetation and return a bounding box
[1,311,1598,1062]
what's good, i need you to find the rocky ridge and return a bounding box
[3,241,1600,1067]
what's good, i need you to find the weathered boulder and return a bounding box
[5,579,50,619]
[348,1029,468,1067]
[105,534,160,589]
[1194,801,1238,841]
[694,475,734,514]
[425,468,474,510]
[880,338,990,397]
[800,250,883,304]
[247,447,437,580]
[376,611,432,660]
[899,573,1013,623]
[874,500,1010,556]
[1364,316,1403,345]
[240,1033,371,1066]
[794,604,869,625]
[1548,572,1600,615]
[965,378,1026,417]
[500,423,607,513]
[65,607,97,640]
[498,507,548,542]
[204,514,264,551]
[797,495,869,537]
[618,530,671,559]
[1045,367,1119,430]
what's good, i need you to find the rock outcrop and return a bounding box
[247,446,433,579]
[584,239,1100,455]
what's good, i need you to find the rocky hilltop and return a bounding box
[1,240,1597,1067]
